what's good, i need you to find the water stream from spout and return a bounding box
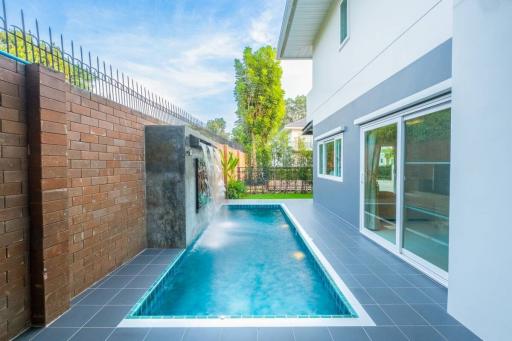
[200,143,225,217]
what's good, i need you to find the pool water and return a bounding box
[130,205,356,318]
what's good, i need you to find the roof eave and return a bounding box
[277,0,297,59]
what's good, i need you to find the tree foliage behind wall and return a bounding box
[283,95,307,126]
[206,117,228,139]
[0,30,94,89]
[233,46,285,167]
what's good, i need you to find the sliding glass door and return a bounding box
[362,122,398,245]
[402,109,450,272]
[360,103,451,280]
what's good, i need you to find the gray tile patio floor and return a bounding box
[16,199,481,341]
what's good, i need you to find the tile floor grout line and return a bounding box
[325,326,336,341]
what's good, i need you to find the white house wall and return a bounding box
[308,0,452,125]
[449,0,512,340]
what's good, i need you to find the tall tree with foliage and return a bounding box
[283,95,307,126]
[206,117,228,138]
[234,46,285,167]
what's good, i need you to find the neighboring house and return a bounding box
[282,118,313,150]
[278,1,511,340]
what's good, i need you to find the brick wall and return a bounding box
[0,58,30,339]
[65,87,159,296]
[26,64,70,325]
[0,57,166,339]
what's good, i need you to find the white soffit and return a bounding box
[278,0,333,59]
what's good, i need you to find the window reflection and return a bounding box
[364,123,397,244]
[403,109,451,271]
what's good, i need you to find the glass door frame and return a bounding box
[359,97,451,286]
[359,117,403,254]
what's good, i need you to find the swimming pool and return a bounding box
[123,204,374,327]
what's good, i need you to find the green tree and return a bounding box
[270,130,293,167]
[295,137,313,168]
[283,95,307,126]
[234,46,285,167]
[206,117,228,139]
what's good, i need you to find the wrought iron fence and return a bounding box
[0,0,215,133]
[237,167,313,194]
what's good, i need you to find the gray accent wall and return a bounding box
[145,125,211,248]
[313,39,452,227]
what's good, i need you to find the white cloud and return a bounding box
[249,9,274,45]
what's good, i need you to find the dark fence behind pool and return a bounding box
[237,167,313,194]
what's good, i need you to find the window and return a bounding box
[339,0,349,46]
[318,134,343,181]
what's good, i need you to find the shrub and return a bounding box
[226,180,246,199]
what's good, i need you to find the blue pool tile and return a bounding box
[363,326,408,341]
[98,276,133,289]
[378,274,414,288]
[399,326,445,341]
[387,261,423,275]
[342,263,373,275]
[411,304,461,325]
[145,328,186,341]
[353,274,387,288]
[329,327,370,341]
[32,328,79,341]
[141,249,161,255]
[139,264,168,276]
[84,305,131,327]
[365,263,394,276]
[338,274,361,288]
[220,328,257,341]
[435,326,482,341]
[112,264,145,276]
[257,328,294,341]
[365,287,404,304]
[419,287,448,305]
[350,288,375,304]
[108,289,146,305]
[403,274,443,288]
[71,289,93,305]
[125,276,158,289]
[183,328,221,341]
[159,248,183,255]
[77,288,120,305]
[50,305,102,327]
[69,327,114,341]
[293,327,332,341]
[129,255,157,264]
[106,328,150,341]
[362,305,393,326]
[379,305,429,326]
[392,287,434,304]
[151,254,178,265]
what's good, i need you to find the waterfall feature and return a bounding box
[200,143,225,215]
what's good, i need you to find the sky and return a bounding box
[8,0,312,130]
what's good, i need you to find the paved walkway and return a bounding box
[17,200,480,341]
